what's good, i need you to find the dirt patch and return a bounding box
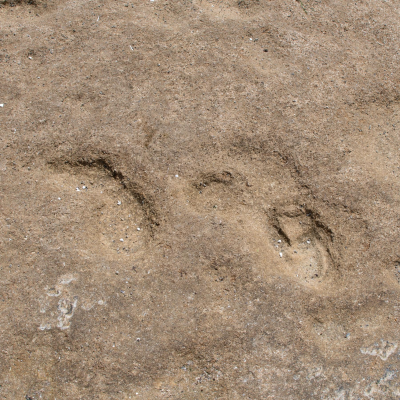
[1,0,400,398]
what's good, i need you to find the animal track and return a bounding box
[270,206,336,286]
[44,157,157,258]
[194,171,235,190]
[188,169,246,213]
[187,168,337,288]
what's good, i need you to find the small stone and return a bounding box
[117,200,122,205]
[279,252,283,258]
[137,227,141,231]
[120,238,124,242]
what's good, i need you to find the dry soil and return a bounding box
[1,0,400,398]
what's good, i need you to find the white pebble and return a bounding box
[76,187,80,191]
[117,200,122,205]
[58,197,61,200]
[0,104,3,108]
[120,238,124,242]
[137,227,141,231]
[306,240,311,244]
[279,252,283,258]
[175,174,179,178]
[82,186,87,189]
[277,239,281,243]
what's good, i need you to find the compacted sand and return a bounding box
[1,0,400,398]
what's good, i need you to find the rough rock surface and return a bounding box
[1,0,400,398]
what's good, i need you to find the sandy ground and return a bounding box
[1,0,400,398]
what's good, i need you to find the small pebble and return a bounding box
[0,104,3,107]
[175,174,179,178]
[279,252,283,258]
[120,238,124,242]
[277,239,281,243]
[137,227,141,231]
[76,187,80,192]
[306,240,311,244]
[117,200,122,205]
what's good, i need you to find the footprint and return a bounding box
[45,157,156,258]
[187,169,245,214]
[184,167,337,290]
[270,205,336,287]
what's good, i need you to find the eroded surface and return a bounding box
[1,0,400,398]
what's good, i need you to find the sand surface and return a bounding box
[1,0,400,398]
